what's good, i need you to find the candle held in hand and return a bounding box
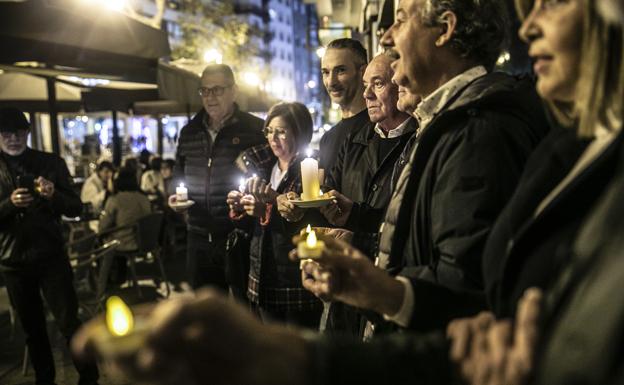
[298,229,325,259]
[106,296,134,337]
[176,183,188,202]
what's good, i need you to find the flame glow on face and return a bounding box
[106,296,134,337]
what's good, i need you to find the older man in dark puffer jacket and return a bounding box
[169,64,265,291]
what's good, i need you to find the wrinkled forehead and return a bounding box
[363,56,394,82]
[201,72,233,87]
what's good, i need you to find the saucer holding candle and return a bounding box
[290,151,332,208]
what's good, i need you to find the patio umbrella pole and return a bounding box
[157,115,164,157]
[112,110,121,166]
[45,77,60,154]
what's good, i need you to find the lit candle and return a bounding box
[106,296,134,337]
[297,229,325,259]
[239,177,246,193]
[176,183,188,202]
[301,149,320,201]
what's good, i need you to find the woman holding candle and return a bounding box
[227,102,323,328]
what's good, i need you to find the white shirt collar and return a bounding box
[374,117,412,139]
[414,66,487,131]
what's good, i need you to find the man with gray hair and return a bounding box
[169,64,265,293]
[301,0,550,336]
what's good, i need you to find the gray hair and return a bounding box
[420,0,510,70]
[201,64,235,85]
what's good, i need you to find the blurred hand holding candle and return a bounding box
[301,149,321,201]
[297,228,324,259]
[176,183,188,202]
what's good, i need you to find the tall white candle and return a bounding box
[301,157,320,201]
[176,183,188,202]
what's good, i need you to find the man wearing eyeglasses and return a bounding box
[0,108,99,385]
[169,64,265,292]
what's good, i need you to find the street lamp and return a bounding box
[203,49,223,64]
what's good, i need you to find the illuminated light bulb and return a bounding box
[106,296,133,337]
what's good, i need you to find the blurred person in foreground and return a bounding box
[168,63,265,290]
[0,107,99,385]
[226,102,323,327]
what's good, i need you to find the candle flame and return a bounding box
[106,296,134,337]
[239,177,245,186]
[306,224,311,233]
[319,189,323,196]
[179,182,185,188]
[307,230,318,247]
[306,148,312,158]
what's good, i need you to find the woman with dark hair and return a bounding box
[227,102,322,328]
[99,167,151,253]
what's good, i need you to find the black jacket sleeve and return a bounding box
[310,331,454,385]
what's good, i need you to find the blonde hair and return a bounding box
[515,0,624,137]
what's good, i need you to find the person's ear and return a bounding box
[435,11,457,47]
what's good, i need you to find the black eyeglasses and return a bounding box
[198,85,233,97]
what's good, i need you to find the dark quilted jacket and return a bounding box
[173,106,265,237]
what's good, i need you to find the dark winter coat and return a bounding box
[0,149,82,270]
[173,106,264,237]
[378,72,551,331]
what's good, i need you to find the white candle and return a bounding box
[176,183,188,202]
[301,156,320,201]
[239,177,246,193]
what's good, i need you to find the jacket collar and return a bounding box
[414,66,487,131]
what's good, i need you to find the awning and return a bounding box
[0,71,82,112]
[0,0,171,83]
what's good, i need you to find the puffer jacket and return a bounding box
[0,149,82,270]
[173,105,264,237]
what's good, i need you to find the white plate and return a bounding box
[172,200,195,209]
[289,197,333,208]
